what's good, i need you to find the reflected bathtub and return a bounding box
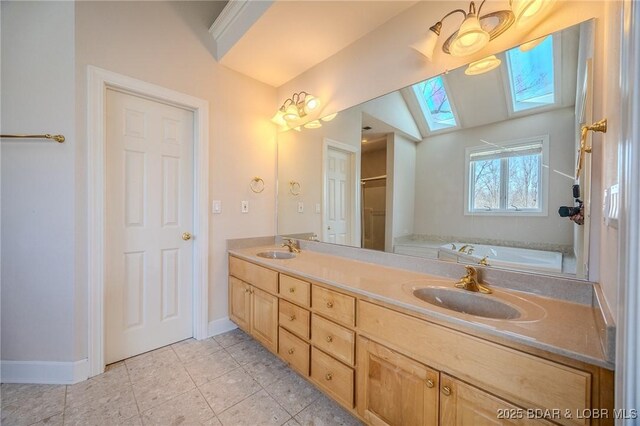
[438,243,563,273]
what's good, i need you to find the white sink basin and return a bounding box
[412,287,522,320]
[256,250,296,260]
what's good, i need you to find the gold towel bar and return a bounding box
[1,134,65,143]
[576,118,607,180]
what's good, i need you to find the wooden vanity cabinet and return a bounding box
[228,259,279,353]
[228,255,613,426]
[358,337,439,426]
[439,374,553,426]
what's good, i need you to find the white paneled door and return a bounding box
[105,89,194,364]
[324,147,351,245]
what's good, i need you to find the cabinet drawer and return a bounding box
[311,314,355,365]
[279,327,310,376]
[311,347,354,408]
[358,301,591,426]
[279,274,311,307]
[279,299,310,339]
[312,285,355,326]
[229,256,278,294]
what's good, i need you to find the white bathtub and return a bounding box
[438,242,563,273]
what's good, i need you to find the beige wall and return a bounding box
[414,108,575,247]
[75,2,278,358]
[2,1,278,364]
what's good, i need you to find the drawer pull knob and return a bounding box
[426,379,434,388]
[326,335,333,343]
[289,287,295,293]
[326,301,334,308]
[289,315,296,321]
[442,386,452,396]
[244,288,250,293]
[325,373,333,381]
[288,348,295,355]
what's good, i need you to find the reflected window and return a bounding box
[413,76,457,131]
[467,137,547,214]
[506,35,555,112]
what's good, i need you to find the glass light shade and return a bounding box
[513,0,551,27]
[465,55,502,75]
[412,28,439,61]
[320,113,338,122]
[519,35,547,52]
[282,104,299,122]
[303,120,322,129]
[271,110,287,126]
[449,14,490,57]
[303,95,320,114]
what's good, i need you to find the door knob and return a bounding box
[182,232,193,241]
[327,226,331,230]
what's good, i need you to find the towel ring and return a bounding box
[289,181,301,196]
[250,177,265,193]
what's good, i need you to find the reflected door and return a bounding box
[324,147,351,245]
[105,89,194,363]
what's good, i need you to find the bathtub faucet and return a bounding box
[455,266,492,294]
[458,244,474,254]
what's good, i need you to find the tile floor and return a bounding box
[0,329,362,426]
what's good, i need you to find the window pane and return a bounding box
[507,154,540,209]
[414,76,457,131]
[507,35,555,112]
[472,159,501,210]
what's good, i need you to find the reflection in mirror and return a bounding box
[277,20,594,279]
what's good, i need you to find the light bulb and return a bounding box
[271,110,286,126]
[465,55,501,75]
[282,104,299,122]
[449,14,490,57]
[303,95,320,114]
[513,0,553,28]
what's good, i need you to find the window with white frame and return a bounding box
[466,137,548,214]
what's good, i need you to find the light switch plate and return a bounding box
[212,200,222,214]
[315,203,321,214]
[241,201,249,213]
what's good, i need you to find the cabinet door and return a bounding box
[440,374,552,426]
[357,337,439,426]
[251,287,278,353]
[229,276,251,332]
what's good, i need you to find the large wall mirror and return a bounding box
[277,20,595,280]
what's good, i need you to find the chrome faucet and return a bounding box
[455,265,492,294]
[281,239,301,253]
[458,244,474,254]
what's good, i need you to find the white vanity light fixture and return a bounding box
[465,55,502,75]
[320,112,338,122]
[415,1,514,61]
[415,0,555,62]
[273,91,324,130]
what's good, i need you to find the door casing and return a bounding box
[87,66,209,377]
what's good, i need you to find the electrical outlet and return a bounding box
[315,203,321,214]
[212,200,222,214]
[298,202,304,213]
[241,201,249,213]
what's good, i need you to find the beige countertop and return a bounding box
[229,245,613,370]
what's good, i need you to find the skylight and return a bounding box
[413,76,457,131]
[506,35,555,112]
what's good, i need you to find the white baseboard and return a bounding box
[1,359,88,384]
[207,317,237,337]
